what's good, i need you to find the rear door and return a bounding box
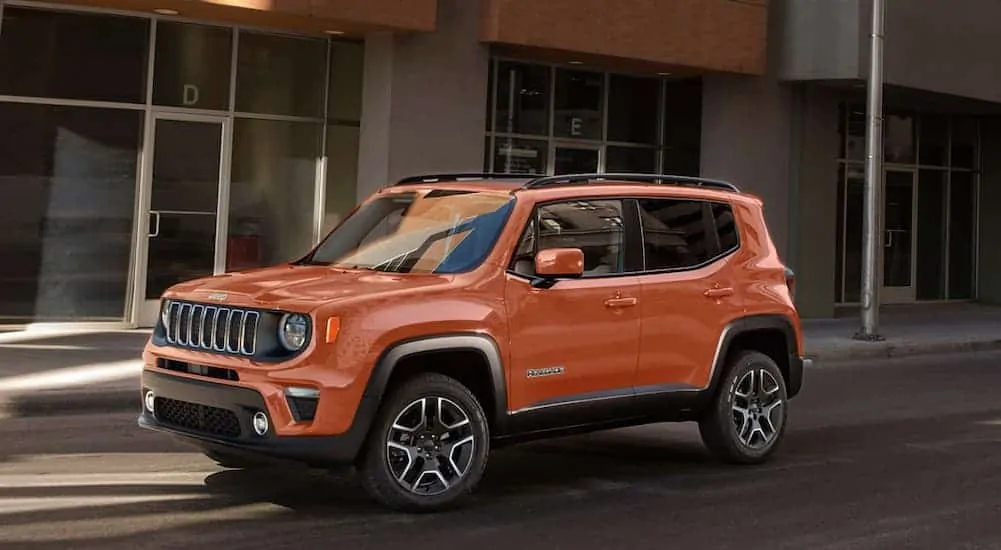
[632,197,744,394]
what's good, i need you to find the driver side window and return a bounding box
[509,199,625,277]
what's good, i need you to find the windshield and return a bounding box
[302,189,516,274]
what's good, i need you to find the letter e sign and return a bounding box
[570,117,583,136]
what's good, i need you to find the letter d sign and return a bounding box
[183,84,200,106]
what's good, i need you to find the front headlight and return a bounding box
[278,313,310,351]
[160,299,173,328]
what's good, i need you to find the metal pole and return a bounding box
[855,0,886,342]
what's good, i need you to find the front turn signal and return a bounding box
[325,317,341,343]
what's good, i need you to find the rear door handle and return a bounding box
[704,287,734,299]
[604,297,638,308]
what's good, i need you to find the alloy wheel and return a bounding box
[385,396,476,496]
[731,368,784,450]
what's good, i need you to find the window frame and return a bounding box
[635,196,742,275]
[504,193,743,281]
[505,195,645,280]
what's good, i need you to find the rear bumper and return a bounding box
[137,370,371,466]
[787,355,809,398]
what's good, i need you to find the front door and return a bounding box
[881,169,917,303]
[504,198,641,424]
[132,114,229,326]
[552,144,600,175]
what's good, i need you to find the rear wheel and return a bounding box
[358,373,490,512]
[699,350,788,464]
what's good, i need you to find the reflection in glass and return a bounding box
[606,147,657,173]
[663,79,702,176]
[949,171,976,299]
[146,119,222,299]
[229,119,321,270]
[537,200,624,276]
[494,138,547,175]
[327,40,365,123]
[153,22,232,110]
[882,171,914,287]
[916,170,947,300]
[323,125,360,235]
[951,117,979,169]
[553,147,599,175]
[0,103,141,321]
[494,62,550,137]
[608,75,659,144]
[236,32,327,117]
[0,7,149,102]
[884,112,915,164]
[554,69,604,140]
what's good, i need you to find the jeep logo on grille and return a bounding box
[206,292,228,301]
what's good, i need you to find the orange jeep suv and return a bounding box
[138,172,808,512]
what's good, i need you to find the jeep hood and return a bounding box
[164,264,453,310]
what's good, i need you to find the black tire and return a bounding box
[202,449,270,469]
[358,372,491,512]
[698,350,789,465]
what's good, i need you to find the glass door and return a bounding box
[132,114,229,326]
[881,169,917,303]
[552,144,600,175]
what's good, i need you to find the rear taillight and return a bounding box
[784,266,796,300]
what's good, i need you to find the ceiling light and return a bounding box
[568,61,583,65]
[154,8,179,15]
[657,72,672,76]
[324,29,345,35]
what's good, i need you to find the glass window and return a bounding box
[607,75,659,144]
[606,147,657,173]
[884,111,916,164]
[553,146,598,175]
[0,7,149,103]
[915,169,947,300]
[638,198,712,270]
[844,104,866,161]
[153,22,232,110]
[918,114,948,166]
[0,103,142,322]
[327,40,364,124]
[537,200,624,276]
[228,119,322,270]
[553,69,604,140]
[306,190,516,274]
[948,171,976,299]
[494,61,550,136]
[236,32,327,118]
[663,79,702,176]
[712,202,739,253]
[951,116,979,169]
[323,124,360,235]
[494,137,547,175]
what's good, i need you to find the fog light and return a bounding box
[144,390,156,413]
[252,411,269,436]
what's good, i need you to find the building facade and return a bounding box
[0,0,997,328]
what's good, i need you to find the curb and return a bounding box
[0,388,138,419]
[805,338,1001,365]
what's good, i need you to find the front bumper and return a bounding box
[138,370,368,466]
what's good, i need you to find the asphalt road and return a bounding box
[3,351,1001,550]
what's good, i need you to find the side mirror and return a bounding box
[534,248,584,278]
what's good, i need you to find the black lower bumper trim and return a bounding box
[138,370,372,466]
[788,354,806,398]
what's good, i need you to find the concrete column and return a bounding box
[700,74,793,258]
[356,0,490,198]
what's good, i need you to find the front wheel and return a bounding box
[358,373,490,512]
[698,350,789,464]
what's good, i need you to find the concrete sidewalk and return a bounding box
[0,303,998,417]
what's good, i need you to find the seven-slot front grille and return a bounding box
[163,301,260,356]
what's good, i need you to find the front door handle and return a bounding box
[604,297,638,308]
[704,287,734,299]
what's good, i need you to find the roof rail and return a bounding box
[522,172,740,193]
[395,172,542,186]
